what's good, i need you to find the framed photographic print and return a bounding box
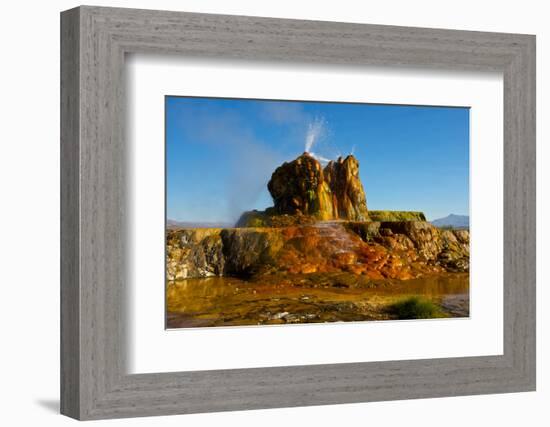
[164,97,472,329]
[61,6,536,420]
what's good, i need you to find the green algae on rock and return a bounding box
[267,152,338,220]
[263,152,369,221]
[368,210,427,222]
[323,155,369,220]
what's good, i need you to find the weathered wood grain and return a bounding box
[60,7,80,419]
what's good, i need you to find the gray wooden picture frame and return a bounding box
[60,5,536,420]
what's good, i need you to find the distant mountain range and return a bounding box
[431,214,469,229]
[167,219,234,229]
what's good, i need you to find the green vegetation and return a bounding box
[386,296,446,319]
[344,221,381,242]
[247,217,266,227]
[235,209,317,228]
[235,209,272,227]
[368,210,426,221]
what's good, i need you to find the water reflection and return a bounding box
[166,273,469,328]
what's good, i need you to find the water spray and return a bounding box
[304,117,326,153]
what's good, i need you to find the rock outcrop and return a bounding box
[166,221,470,281]
[166,228,225,280]
[324,155,369,220]
[264,152,368,222]
[236,153,430,227]
[267,152,336,220]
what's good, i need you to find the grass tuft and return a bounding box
[387,296,446,319]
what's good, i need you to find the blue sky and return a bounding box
[166,96,469,223]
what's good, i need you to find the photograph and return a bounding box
[165,96,470,328]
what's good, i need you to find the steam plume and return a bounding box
[304,117,326,153]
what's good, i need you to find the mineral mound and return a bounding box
[238,152,368,226]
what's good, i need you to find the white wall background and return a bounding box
[0,0,546,425]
